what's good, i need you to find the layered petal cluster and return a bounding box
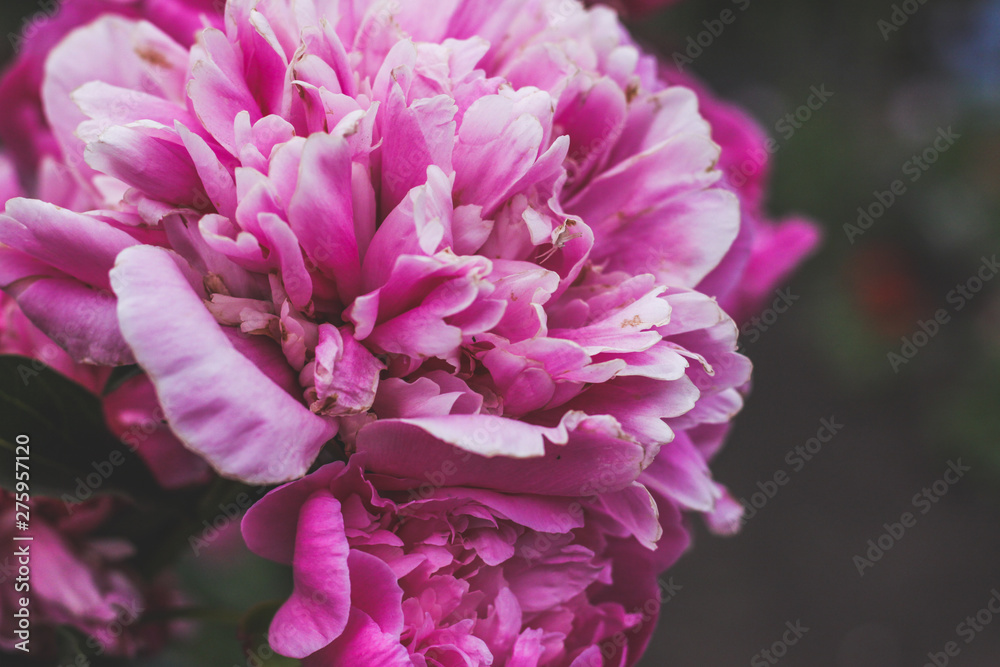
[0,0,216,488]
[0,493,160,657]
[243,460,687,666]
[0,0,751,518]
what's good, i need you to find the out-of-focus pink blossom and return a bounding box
[242,459,688,665]
[0,493,160,658]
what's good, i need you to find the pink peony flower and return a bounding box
[0,0,753,536]
[242,459,688,665]
[0,492,161,658]
[0,0,822,663]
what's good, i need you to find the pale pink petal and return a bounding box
[112,245,334,483]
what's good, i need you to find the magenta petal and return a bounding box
[102,374,211,489]
[429,487,586,533]
[720,216,822,324]
[111,245,334,483]
[381,85,457,212]
[242,463,345,565]
[595,482,662,550]
[73,81,200,143]
[30,519,134,627]
[569,645,604,667]
[312,324,383,416]
[364,414,567,459]
[258,212,314,310]
[176,122,238,219]
[593,188,740,288]
[188,27,262,154]
[344,549,405,635]
[42,16,188,180]
[303,609,413,667]
[270,490,352,659]
[704,484,744,536]
[358,414,648,496]
[453,94,545,213]
[640,431,720,513]
[567,133,720,229]
[287,133,362,300]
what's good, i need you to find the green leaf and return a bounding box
[54,625,138,666]
[127,478,266,578]
[54,625,91,664]
[0,355,162,504]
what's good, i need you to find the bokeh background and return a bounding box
[3,0,1000,665]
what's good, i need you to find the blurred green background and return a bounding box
[3,0,1000,665]
[630,0,1000,665]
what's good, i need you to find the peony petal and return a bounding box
[102,374,212,489]
[112,245,334,483]
[270,490,352,658]
[2,264,134,366]
[287,133,362,300]
[302,608,413,667]
[359,413,648,496]
[591,188,740,289]
[345,549,405,635]
[594,482,662,550]
[312,324,383,416]
[453,93,545,214]
[0,198,138,290]
[188,27,262,154]
[84,124,203,205]
[258,212,314,310]
[640,431,720,513]
[242,462,346,565]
